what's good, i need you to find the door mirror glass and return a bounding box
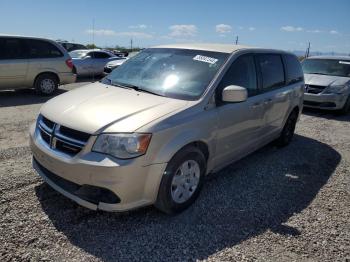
[222,85,248,103]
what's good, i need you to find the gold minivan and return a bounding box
[30,43,304,214]
[0,35,76,95]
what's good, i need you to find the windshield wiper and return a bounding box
[110,81,164,97]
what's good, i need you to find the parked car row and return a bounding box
[1,34,349,113]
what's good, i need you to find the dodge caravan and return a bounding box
[0,35,76,95]
[30,43,304,214]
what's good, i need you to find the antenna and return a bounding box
[92,18,95,82]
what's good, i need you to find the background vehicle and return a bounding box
[70,49,122,77]
[103,57,128,74]
[30,44,304,214]
[0,35,76,95]
[302,56,350,114]
[57,40,87,52]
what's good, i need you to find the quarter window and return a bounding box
[218,55,258,97]
[27,39,63,58]
[284,54,303,84]
[257,54,285,91]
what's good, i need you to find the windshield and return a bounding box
[102,48,229,100]
[69,50,89,58]
[302,59,350,77]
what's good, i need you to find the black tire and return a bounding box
[155,146,206,214]
[338,95,350,115]
[34,73,58,96]
[276,110,298,147]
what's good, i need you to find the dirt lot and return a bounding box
[0,83,349,262]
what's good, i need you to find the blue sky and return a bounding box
[0,0,349,53]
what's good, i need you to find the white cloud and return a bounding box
[215,24,232,34]
[330,30,339,35]
[248,27,256,31]
[85,29,116,36]
[128,24,148,29]
[85,29,153,39]
[169,24,198,37]
[281,26,304,32]
[238,26,244,30]
[307,29,322,33]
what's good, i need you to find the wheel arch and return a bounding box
[33,71,60,87]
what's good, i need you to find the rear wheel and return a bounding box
[155,146,206,214]
[34,73,58,96]
[276,111,298,147]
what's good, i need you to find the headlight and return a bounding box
[92,133,152,159]
[324,85,348,94]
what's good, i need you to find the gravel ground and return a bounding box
[0,83,349,262]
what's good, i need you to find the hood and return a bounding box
[304,73,350,87]
[40,82,188,134]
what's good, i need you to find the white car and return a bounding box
[103,57,128,75]
[70,49,122,77]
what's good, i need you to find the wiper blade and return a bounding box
[111,81,164,96]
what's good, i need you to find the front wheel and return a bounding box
[276,111,298,147]
[155,146,206,214]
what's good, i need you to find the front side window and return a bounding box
[69,50,89,58]
[102,48,229,100]
[218,55,258,97]
[27,40,63,58]
[89,52,111,59]
[257,54,285,91]
[0,38,26,59]
[302,58,350,77]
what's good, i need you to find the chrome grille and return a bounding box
[37,115,90,156]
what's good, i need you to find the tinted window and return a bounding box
[0,38,26,59]
[89,52,111,59]
[218,55,258,97]
[27,40,63,58]
[284,54,303,84]
[257,54,285,90]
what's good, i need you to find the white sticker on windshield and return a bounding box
[339,61,350,65]
[193,55,218,64]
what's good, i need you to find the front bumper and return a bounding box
[303,93,348,110]
[29,124,167,212]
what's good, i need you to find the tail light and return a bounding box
[65,59,74,70]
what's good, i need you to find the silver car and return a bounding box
[0,35,76,95]
[302,56,350,114]
[30,43,304,214]
[70,49,122,77]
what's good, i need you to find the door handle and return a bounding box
[264,98,273,104]
[251,102,262,109]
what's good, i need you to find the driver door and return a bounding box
[213,54,265,168]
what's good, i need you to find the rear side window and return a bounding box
[27,39,63,58]
[284,54,303,84]
[218,55,258,97]
[0,38,26,59]
[257,54,285,91]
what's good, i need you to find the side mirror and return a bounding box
[222,85,248,103]
[84,55,91,59]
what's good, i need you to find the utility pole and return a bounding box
[235,35,239,45]
[130,38,133,51]
[305,42,311,58]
